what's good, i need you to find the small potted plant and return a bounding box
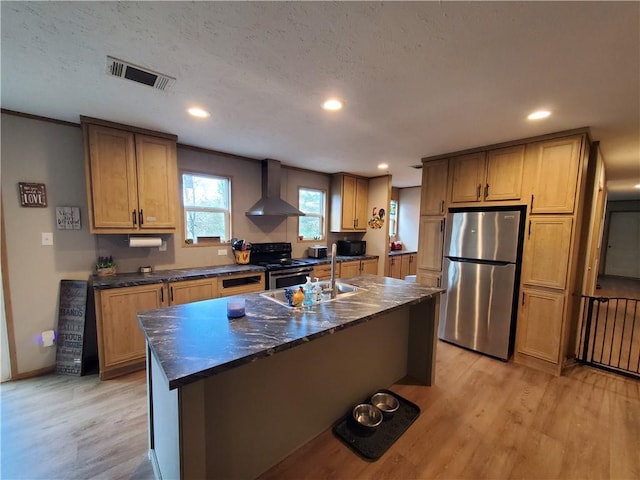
[96,256,116,276]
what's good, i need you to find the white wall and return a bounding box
[1,113,333,376]
[398,186,421,251]
[364,176,392,274]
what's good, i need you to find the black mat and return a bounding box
[333,389,420,461]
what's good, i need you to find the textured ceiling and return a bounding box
[2,1,639,199]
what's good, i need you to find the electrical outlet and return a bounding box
[41,232,53,245]
[218,248,228,256]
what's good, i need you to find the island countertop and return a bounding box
[138,274,443,390]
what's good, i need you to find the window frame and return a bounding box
[297,186,327,242]
[180,170,233,247]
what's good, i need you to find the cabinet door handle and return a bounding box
[528,220,532,238]
[530,194,535,210]
[132,210,137,225]
[440,200,445,214]
[440,219,444,232]
[139,209,144,226]
[476,184,481,200]
[522,292,526,305]
[484,184,489,199]
[160,287,164,303]
[170,286,174,302]
[437,277,441,288]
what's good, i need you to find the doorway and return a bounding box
[604,211,640,278]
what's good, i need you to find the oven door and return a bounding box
[268,267,314,290]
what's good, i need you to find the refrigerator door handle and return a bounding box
[446,256,512,266]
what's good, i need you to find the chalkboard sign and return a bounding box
[55,280,89,376]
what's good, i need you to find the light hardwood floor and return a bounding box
[2,341,639,479]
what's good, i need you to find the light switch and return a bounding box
[41,232,53,245]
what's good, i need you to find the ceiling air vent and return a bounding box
[411,164,423,169]
[106,56,175,91]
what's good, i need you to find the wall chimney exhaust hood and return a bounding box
[246,159,306,217]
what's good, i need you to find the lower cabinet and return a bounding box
[95,283,167,380]
[416,269,442,288]
[341,258,378,278]
[515,287,565,367]
[313,263,335,280]
[386,255,403,278]
[94,271,265,380]
[387,253,417,279]
[169,278,218,306]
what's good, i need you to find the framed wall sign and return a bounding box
[56,206,81,230]
[18,182,47,207]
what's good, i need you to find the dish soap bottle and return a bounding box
[303,276,314,306]
[292,286,305,307]
[313,277,323,303]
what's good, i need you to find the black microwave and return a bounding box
[337,240,366,256]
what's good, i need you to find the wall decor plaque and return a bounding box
[18,182,47,207]
[55,280,88,376]
[56,206,81,230]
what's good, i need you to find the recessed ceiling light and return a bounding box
[322,98,343,111]
[527,110,551,120]
[188,107,210,118]
[634,183,640,189]
[378,163,389,170]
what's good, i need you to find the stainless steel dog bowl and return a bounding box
[352,403,383,428]
[370,392,399,415]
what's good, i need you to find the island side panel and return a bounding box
[179,307,414,480]
[407,295,440,385]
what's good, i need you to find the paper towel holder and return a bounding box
[127,236,163,248]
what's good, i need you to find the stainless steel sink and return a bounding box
[260,280,360,308]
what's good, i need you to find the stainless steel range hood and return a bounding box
[245,159,306,217]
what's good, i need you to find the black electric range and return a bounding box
[250,242,314,289]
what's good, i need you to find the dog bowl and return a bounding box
[370,392,399,415]
[352,403,383,428]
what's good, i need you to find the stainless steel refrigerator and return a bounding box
[440,209,524,360]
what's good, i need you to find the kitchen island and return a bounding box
[138,274,443,479]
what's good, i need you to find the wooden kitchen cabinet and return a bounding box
[82,117,178,234]
[417,216,444,272]
[417,269,442,288]
[400,253,417,278]
[450,146,524,204]
[341,258,378,278]
[522,216,573,289]
[526,135,584,214]
[386,255,403,278]
[360,258,378,275]
[330,174,369,232]
[168,278,218,306]
[312,263,335,280]
[515,287,565,365]
[95,283,167,379]
[421,160,449,215]
[450,152,486,203]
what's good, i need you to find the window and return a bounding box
[182,172,231,244]
[389,200,398,237]
[298,187,326,241]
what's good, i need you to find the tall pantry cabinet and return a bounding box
[418,129,592,376]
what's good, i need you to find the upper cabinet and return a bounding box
[420,160,449,215]
[526,136,584,214]
[82,117,178,234]
[330,174,368,232]
[450,145,524,204]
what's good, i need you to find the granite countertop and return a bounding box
[138,275,443,390]
[91,264,266,290]
[388,250,417,256]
